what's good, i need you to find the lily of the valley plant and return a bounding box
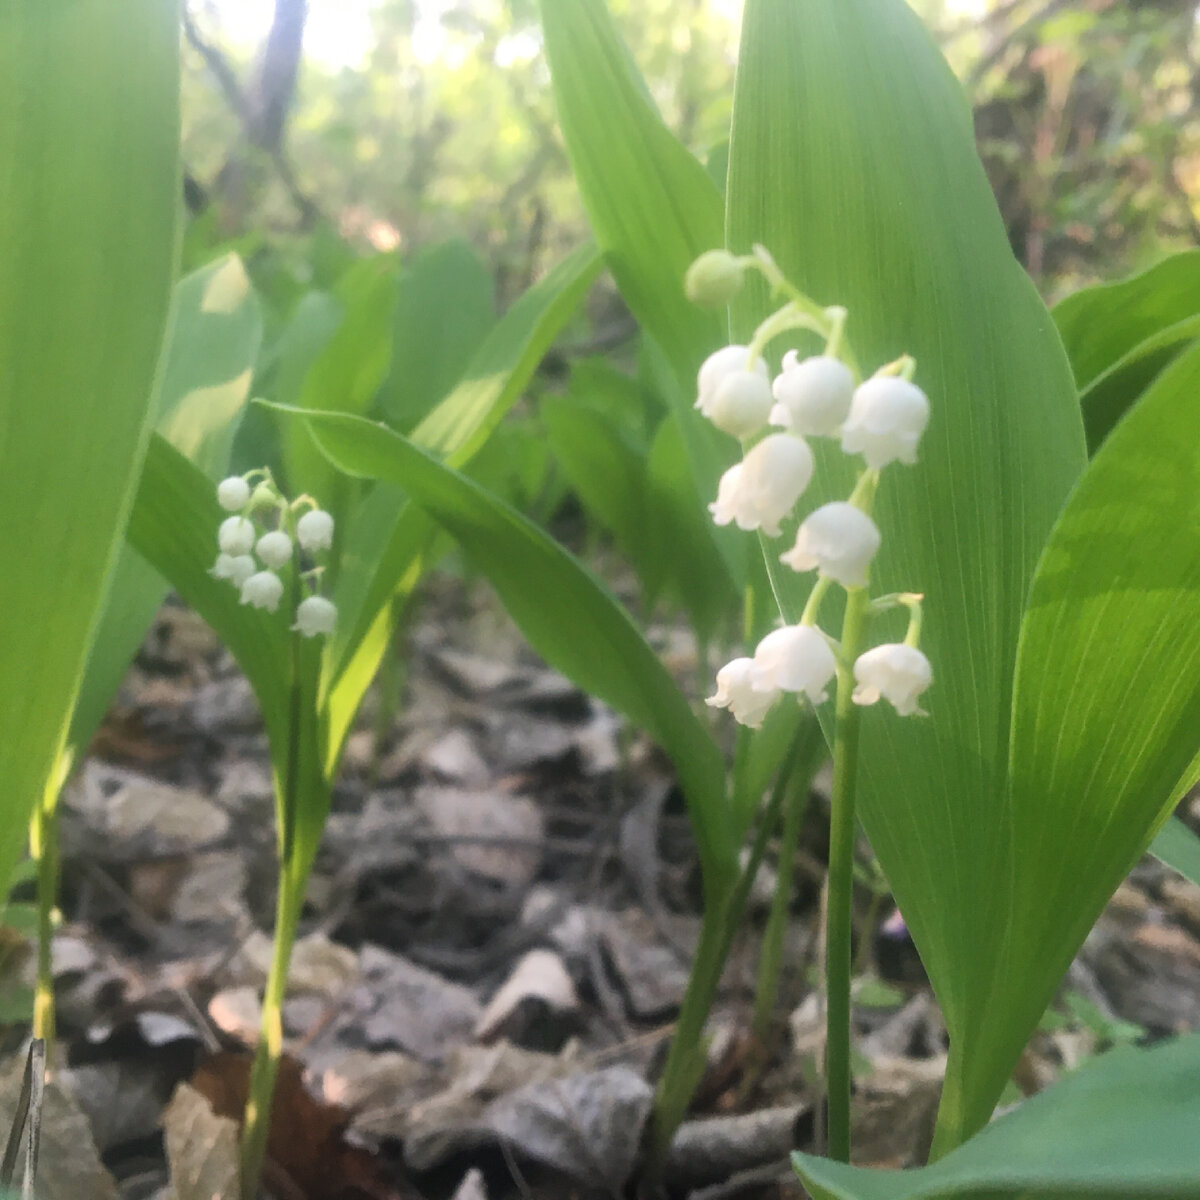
[690,245,932,1162]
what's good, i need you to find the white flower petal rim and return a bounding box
[708,434,813,537]
[293,595,338,638]
[297,508,335,551]
[781,501,881,588]
[706,658,780,729]
[852,643,933,716]
[239,570,284,612]
[770,354,855,437]
[752,624,837,705]
[841,376,930,469]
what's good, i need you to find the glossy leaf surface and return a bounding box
[291,409,737,890]
[70,255,261,757]
[1053,249,1200,391]
[726,0,1086,1145]
[795,1034,1200,1200]
[0,0,180,888]
[994,338,1200,1132]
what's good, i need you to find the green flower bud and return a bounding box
[685,250,745,308]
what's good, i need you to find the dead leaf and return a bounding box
[162,1082,241,1200]
[414,786,542,887]
[474,950,579,1043]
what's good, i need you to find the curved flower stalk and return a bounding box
[209,469,340,1194]
[690,244,933,1162]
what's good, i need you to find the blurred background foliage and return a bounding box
[181,0,1199,308]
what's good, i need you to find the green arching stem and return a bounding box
[825,584,871,1162]
[801,576,835,627]
[241,603,306,1198]
[239,860,305,1197]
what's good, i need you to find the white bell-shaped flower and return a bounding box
[212,553,256,587]
[239,570,284,612]
[696,345,770,437]
[292,595,338,638]
[217,476,251,512]
[218,515,256,556]
[708,434,814,537]
[752,624,838,704]
[781,501,880,588]
[708,371,773,438]
[255,530,293,569]
[770,353,855,437]
[852,644,933,716]
[297,509,334,552]
[706,657,779,729]
[841,376,929,468]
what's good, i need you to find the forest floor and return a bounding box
[6,573,1200,1200]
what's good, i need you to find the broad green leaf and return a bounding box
[378,239,495,431]
[1078,316,1200,454]
[0,0,180,891]
[291,409,737,891]
[644,414,739,641]
[281,254,399,509]
[127,437,291,753]
[538,0,746,586]
[541,395,653,592]
[988,339,1200,1141]
[1053,249,1200,391]
[69,254,262,758]
[726,0,1086,1148]
[1150,816,1200,890]
[796,1034,1200,1200]
[325,244,601,689]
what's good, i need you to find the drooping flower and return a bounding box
[293,595,338,638]
[297,508,335,552]
[708,433,814,536]
[255,530,293,569]
[841,376,929,468]
[239,570,284,612]
[752,624,838,704]
[695,345,771,437]
[217,476,251,512]
[706,657,780,728]
[212,553,256,587]
[218,515,256,556]
[781,501,881,588]
[852,644,933,716]
[770,353,855,437]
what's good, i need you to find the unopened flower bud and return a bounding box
[217,476,251,511]
[292,595,337,638]
[770,353,855,437]
[841,376,929,468]
[685,250,746,308]
[239,570,284,612]
[256,530,293,569]
[752,625,838,704]
[297,509,334,552]
[781,501,881,588]
[696,346,769,431]
[212,553,256,586]
[706,658,779,728]
[852,644,933,716]
[709,434,814,536]
[218,515,256,556]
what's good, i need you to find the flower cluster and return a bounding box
[686,247,934,728]
[211,472,338,638]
